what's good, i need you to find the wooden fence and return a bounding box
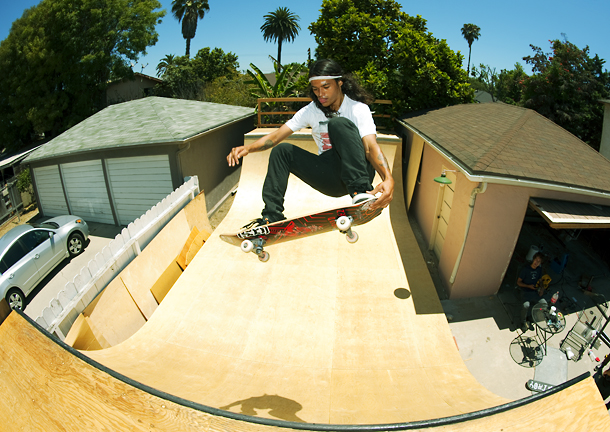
[256,97,393,128]
[35,176,200,340]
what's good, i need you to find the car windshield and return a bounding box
[30,222,59,229]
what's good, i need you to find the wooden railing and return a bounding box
[256,97,393,128]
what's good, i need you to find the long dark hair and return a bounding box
[308,59,374,118]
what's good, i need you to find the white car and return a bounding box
[0,215,89,310]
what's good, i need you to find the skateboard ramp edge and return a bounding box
[2,310,609,431]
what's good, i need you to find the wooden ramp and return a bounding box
[1,132,609,430]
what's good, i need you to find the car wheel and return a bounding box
[6,288,25,311]
[68,232,85,257]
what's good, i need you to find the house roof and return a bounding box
[0,147,38,170]
[25,97,254,163]
[398,103,610,194]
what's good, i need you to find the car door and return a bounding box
[0,241,40,296]
[19,230,63,283]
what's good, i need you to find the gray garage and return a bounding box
[24,97,255,225]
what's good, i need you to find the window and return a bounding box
[19,230,51,252]
[0,242,28,274]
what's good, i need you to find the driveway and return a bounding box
[5,214,125,320]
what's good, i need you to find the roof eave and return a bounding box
[24,111,255,164]
[397,118,610,201]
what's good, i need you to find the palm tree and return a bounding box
[461,23,481,76]
[156,54,177,77]
[171,0,210,58]
[261,7,300,71]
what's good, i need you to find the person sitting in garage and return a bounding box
[517,252,548,330]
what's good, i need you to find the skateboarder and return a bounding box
[227,58,394,228]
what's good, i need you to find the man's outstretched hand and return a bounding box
[367,177,394,210]
[227,145,249,167]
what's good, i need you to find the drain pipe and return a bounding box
[449,182,488,284]
[175,142,191,179]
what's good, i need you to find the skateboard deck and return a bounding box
[220,198,382,261]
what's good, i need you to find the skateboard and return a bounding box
[220,198,382,262]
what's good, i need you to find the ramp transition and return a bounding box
[1,131,609,430]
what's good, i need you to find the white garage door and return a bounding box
[61,160,115,224]
[33,165,68,217]
[106,155,173,225]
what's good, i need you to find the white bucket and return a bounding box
[525,245,539,262]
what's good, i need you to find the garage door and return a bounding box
[106,155,173,225]
[33,166,68,217]
[61,160,115,224]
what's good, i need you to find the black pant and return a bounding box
[262,117,375,221]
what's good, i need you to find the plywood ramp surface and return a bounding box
[2,133,609,430]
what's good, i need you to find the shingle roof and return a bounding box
[25,97,254,162]
[399,103,610,194]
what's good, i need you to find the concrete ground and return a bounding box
[410,208,610,406]
[8,211,126,320]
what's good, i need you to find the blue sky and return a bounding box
[1,0,609,76]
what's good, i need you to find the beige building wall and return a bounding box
[451,183,530,298]
[406,136,610,299]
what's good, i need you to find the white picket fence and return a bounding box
[36,176,200,340]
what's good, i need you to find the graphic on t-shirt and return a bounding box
[320,132,332,151]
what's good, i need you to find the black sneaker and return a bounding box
[241,217,272,230]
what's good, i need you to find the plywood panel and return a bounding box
[3,132,609,430]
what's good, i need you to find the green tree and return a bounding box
[495,63,528,105]
[171,0,210,58]
[157,47,239,100]
[247,61,307,99]
[310,0,406,75]
[470,64,497,101]
[201,74,257,107]
[461,23,481,76]
[521,39,610,149]
[156,54,177,77]
[16,168,33,195]
[246,60,308,125]
[261,7,301,70]
[310,0,473,115]
[0,0,164,151]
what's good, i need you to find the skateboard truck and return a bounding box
[240,237,270,262]
[336,216,359,243]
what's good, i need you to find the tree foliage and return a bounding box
[261,7,301,70]
[521,39,610,149]
[171,0,209,58]
[495,63,528,105]
[309,0,473,116]
[156,47,239,100]
[201,74,257,107]
[246,60,308,125]
[247,62,307,99]
[156,54,178,77]
[0,0,164,151]
[470,64,497,101]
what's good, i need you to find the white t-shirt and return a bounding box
[285,95,377,155]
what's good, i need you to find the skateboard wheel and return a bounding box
[258,251,270,262]
[346,230,359,243]
[241,240,254,253]
[336,215,352,231]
